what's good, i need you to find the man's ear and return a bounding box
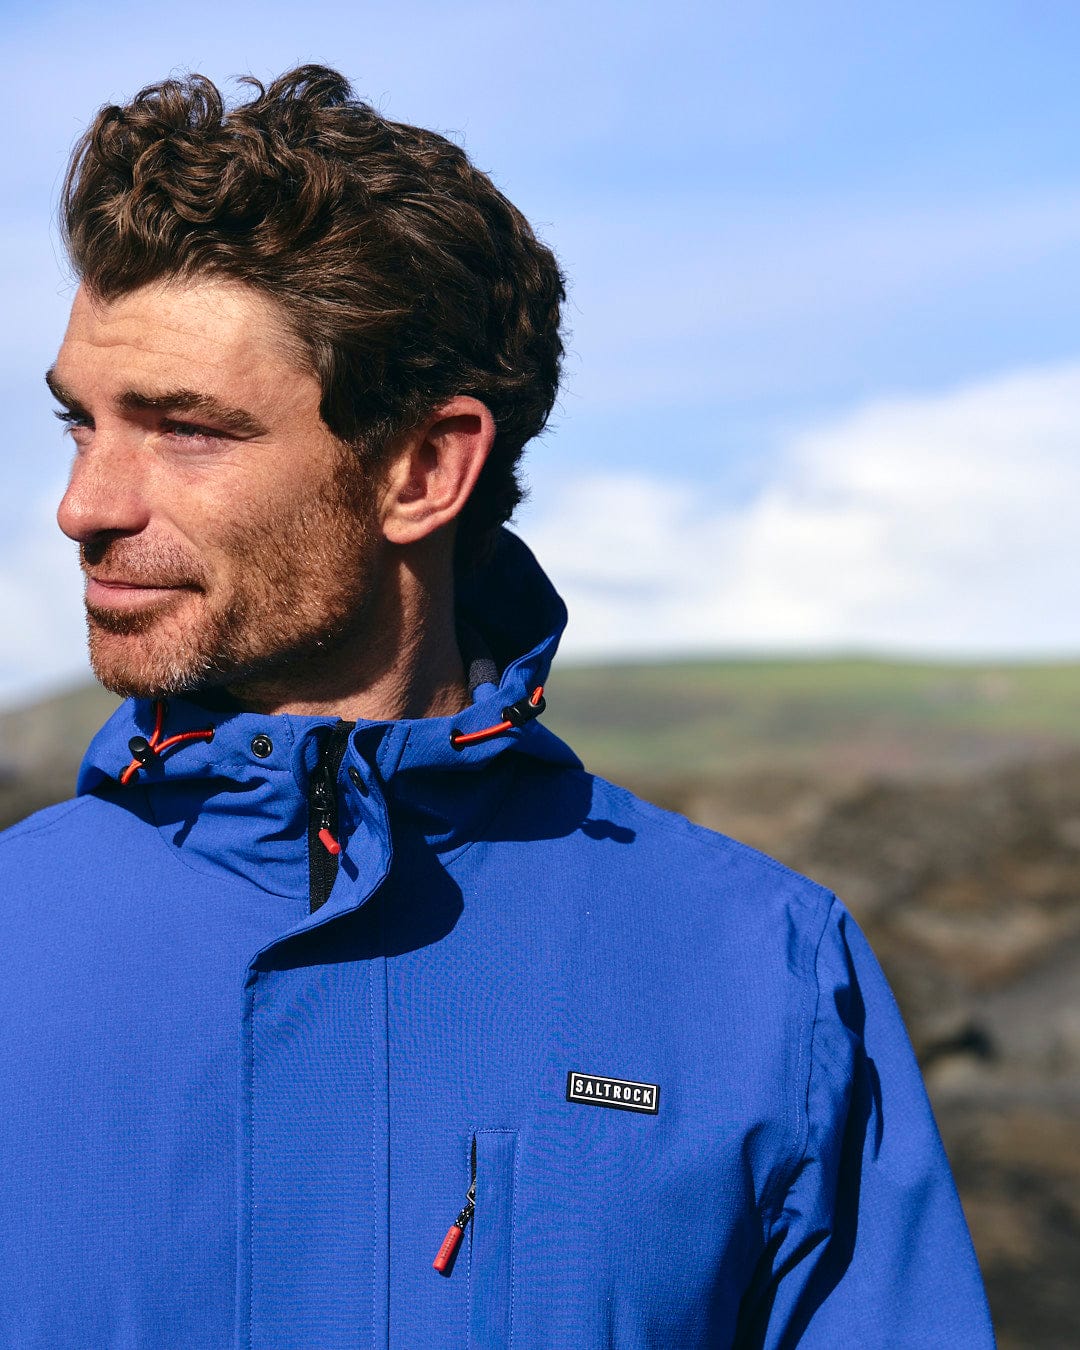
[379,396,495,546]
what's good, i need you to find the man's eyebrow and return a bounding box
[116,388,269,437]
[43,369,268,438]
[45,368,85,413]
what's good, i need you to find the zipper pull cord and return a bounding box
[433,1176,475,1273]
[311,772,341,855]
[306,721,354,914]
[317,827,341,856]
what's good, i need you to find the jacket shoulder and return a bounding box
[504,762,837,976]
[580,768,833,917]
[0,795,92,850]
[591,770,829,888]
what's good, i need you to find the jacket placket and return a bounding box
[236,755,393,1350]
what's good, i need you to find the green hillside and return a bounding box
[544,657,1080,783]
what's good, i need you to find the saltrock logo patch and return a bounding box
[566,1071,659,1115]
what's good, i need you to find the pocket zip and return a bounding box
[433,1136,476,1273]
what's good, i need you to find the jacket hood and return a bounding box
[76,530,580,903]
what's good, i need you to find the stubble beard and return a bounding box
[84,450,381,701]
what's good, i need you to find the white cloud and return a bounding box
[522,360,1080,658]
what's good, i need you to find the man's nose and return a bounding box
[56,437,151,543]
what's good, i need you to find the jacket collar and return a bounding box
[76,531,580,902]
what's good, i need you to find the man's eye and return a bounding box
[54,409,90,430]
[163,420,226,440]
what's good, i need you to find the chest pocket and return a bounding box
[469,1129,518,1349]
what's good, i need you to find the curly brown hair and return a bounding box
[61,65,565,564]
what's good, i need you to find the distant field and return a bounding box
[544,657,1080,783]
[4,658,1080,787]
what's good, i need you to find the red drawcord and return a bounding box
[119,700,214,784]
[449,686,545,750]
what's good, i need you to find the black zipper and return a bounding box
[433,1136,476,1274]
[307,720,354,913]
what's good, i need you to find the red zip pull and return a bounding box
[317,827,341,856]
[433,1177,475,1272]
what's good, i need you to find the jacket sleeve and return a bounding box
[738,895,996,1348]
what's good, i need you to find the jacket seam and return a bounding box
[0,797,88,846]
[761,890,839,1236]
[591,774,837,896]
[466,1130,474,1350]
[377,725,410,780]
[509,1129,518,1350]
[247,973,257,1350]
[471,1122,519,1347]
[130,783,304,900]
[440,758,525,869]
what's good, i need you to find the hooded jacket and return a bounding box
[0,532,993,1348]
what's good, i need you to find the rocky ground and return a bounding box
[646,758,1080,1348]
[2,681,1078,1344]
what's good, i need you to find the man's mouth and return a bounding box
[85,577,198,609]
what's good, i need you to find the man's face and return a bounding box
[52,278,383,702]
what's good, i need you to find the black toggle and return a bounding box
[501,693,546,727]
[127,735,154,765]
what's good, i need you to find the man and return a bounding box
[0,65,993,1347]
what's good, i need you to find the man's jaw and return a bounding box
[85,594,218,697]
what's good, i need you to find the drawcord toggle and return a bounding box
[450,685,546,750]
[119,700,215,785]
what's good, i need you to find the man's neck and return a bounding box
[221,548,470,723]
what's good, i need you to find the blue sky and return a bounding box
[3,1,1080,705]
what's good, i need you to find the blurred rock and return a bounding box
[648,756,1080,1347]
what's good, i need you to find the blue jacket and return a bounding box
[0,532,993,1347]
